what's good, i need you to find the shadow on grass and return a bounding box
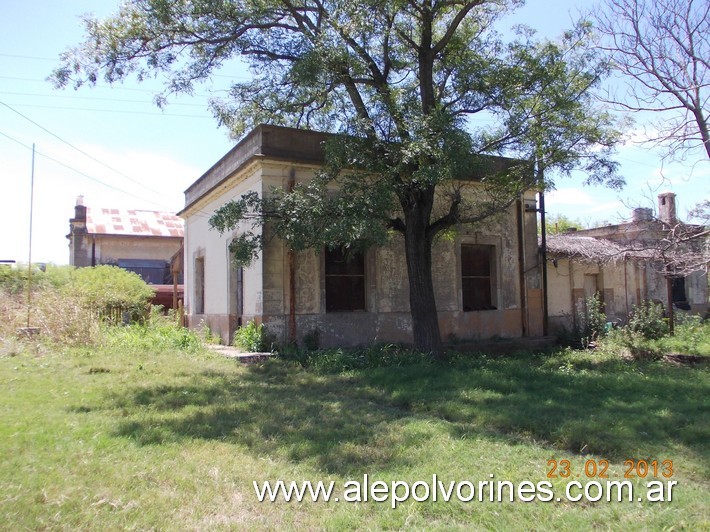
[110,363,417,474]
[93,353,709,474]
[363,355,709,463]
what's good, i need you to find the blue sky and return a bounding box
[1,0,707,265]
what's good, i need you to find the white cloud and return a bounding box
[544,186,629,226]
[545,188,594,206]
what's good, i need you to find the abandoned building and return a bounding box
[179,124,544,347]
[545,192,709,334]
[67,196,184,308]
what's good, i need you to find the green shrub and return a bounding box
[42,264,76,288]
[599,313,709,359]
[65,265,154,323]
[0,281,99,348]
[626,300,668,340]
[575,294,607,348]
[233,320,269,352]
[596,302,708,360]
[598,328,663,361]
[0,265,37,294]
[103,307,202,353]
[1,265,154,347]
[302,329,321,351]
[196,321,222,345]
[0,265,204,352]
[660,317,710,355]
[0,264,75,294]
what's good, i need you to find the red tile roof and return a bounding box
[86,207,184,238]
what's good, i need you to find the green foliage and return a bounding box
[103,308,203,354]
[42,264,76,288]
[0,265,42,294]
[626,300,669,340]
[232,320,270,352]
[284,344,433,373]
[301,328,320,351]
[55,0,625,352]
[1,265,100,348]
[544,214,584,235]
[66,265,154,322]
[0,267,201,351]
[659,315,710,355]
[575,294,607,348]
[598,315,709,360]
[596,304,710,360]
[0,266,27,294]
[0,264,75,294]
[599,328,664,361]
[208,192,264,266]
[195,321,222,345]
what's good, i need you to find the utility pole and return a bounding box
[26,144,36,330]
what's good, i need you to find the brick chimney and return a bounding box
[632,207,653,223]
[658,192,677,226]
[74,195,86,221]
[68,195,90,266]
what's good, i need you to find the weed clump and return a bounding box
[233,320,272,352]
[282,343,433,373]
[0,264,201,354]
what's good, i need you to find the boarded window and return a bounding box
[461,244,496,311]
[194,257,205,315]
[325,246,365,312]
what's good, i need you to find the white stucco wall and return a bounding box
[183,164,265,337]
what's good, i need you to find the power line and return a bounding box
[2,102,213,118]
[0,100,168,197]
[0,129,217,221]
[0,53,251,80]
[0,53,58,61]
[0,130,175,210]
[0,74,154,91]
[0,90,209,107]
[0,100,224,220]
[0,75,230,97]
[0,99,224,221]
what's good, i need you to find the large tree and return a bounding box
[54,0,622,354]
[593,0,709,161]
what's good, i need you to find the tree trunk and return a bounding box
[401,189,443,356]
[694,108,710,160]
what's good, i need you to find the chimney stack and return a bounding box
[632,207,653,223]
[74,195,86,221]
[658,192,677,226]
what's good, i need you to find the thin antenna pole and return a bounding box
[26,143,35,329]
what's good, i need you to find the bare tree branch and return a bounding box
[594,0,710,160]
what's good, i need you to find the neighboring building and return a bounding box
[545,193,708,334]
[179,124,544,347]
[67,197,185,307]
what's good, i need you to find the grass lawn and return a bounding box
[1,344,708,530]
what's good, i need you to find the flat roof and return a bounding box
[182,124,332,212]
[181,124,532,214]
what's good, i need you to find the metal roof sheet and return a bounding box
[86,207,184,238]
